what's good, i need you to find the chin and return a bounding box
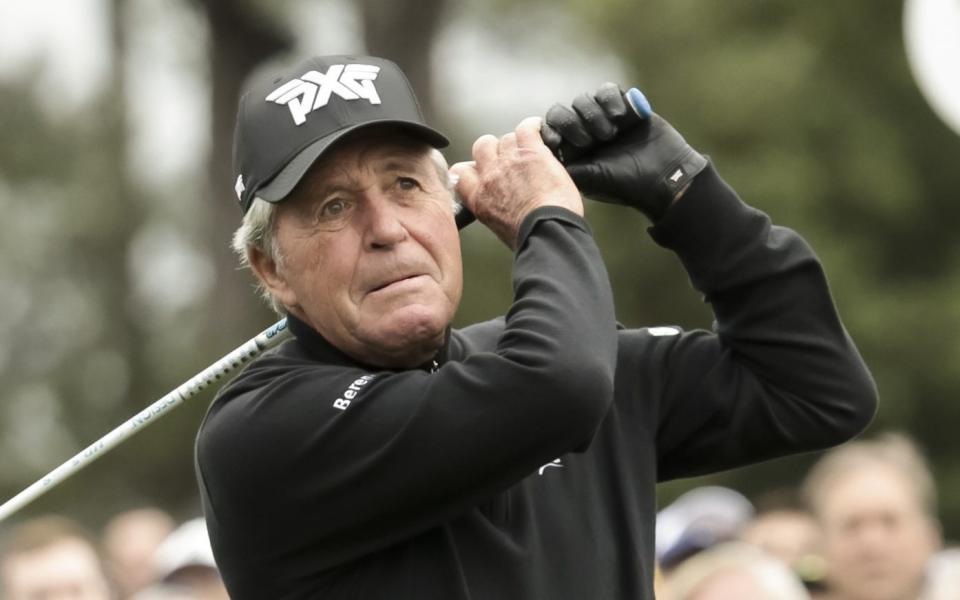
[372,307,449,364]
[391,311,448,347]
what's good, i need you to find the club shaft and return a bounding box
[0,319,292,523]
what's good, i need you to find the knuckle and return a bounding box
[596,82,622,99]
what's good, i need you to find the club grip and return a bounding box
[623,87,652,122]
[454,199,475,230]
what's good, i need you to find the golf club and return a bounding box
[0,319,292,523]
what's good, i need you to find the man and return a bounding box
[740,491,823,571]
[802,433,941,600]
[102,507,176,599]
[655,486,755,571]
[195,54,877,598]
[0,515,113,600]
[740,489,829,596]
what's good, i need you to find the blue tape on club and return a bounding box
[625,88,653,119]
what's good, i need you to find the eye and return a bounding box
[397,176,420,191]
[320,198,348,218]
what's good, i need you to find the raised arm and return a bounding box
[647,165,877,478]
[542,84,877,479]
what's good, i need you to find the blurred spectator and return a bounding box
[802,432,941,600]
[133,518,228,600]
[0,515,113,600]
[664,541,810,600]
[102,507,176,599]
[740,489,827,593]
[656,486,755,571]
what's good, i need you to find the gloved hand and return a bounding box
[541,83,708,222]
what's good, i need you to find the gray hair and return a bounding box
[232,148,455,315]
[801,432,937,521]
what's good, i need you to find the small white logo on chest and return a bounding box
[332,374,377,410]
[537,458,564,476]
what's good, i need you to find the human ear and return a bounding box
[248,247,299,309]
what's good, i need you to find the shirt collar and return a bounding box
[285,312,452,372]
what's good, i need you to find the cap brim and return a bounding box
[256,120,449,203]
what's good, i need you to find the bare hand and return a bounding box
[450,117,583,249]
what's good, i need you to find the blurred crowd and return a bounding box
[654,432,960,600]
[1,430,957,599]
[0,508,226,599]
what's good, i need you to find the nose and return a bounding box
[361,191,407,250]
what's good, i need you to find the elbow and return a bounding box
[831,344,880,442]
[841,364,879,439]
[800,335,880,449]
[809,362,879,450]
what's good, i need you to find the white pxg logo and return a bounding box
[267,64,382,126]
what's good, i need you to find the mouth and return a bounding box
[369,273,427,293]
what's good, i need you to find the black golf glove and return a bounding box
[541,83,707,222]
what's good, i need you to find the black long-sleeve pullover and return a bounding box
[196,164,877,599]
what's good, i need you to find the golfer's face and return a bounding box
[271,130,463,368]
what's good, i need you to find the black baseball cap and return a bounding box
[232,55,449,214]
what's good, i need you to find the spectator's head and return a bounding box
[102,508,175,599]
[656,486,755,571]
[0,515,113,600]
[802,432,941,600]
[665,542,810,600]
[740,489,826,591]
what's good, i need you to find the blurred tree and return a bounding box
[0,0,155,523]
[196,0,293,350]
[360,0,450,122]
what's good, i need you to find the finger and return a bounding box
[516,116,545,149]
[471,134,498,170]
[595,82,629,124]
[540,122,563,152]
[449,161,480,205]
[545,103,592,148]
[572,93,616,142]
[498,131,519,156]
